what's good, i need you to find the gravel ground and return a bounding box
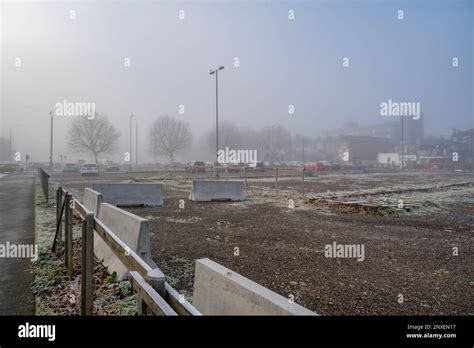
[51,171,474,315]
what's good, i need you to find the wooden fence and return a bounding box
[55,186,201,316]
[180,166,306,196]
[38,167,50,202]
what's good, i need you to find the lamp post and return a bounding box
[209,65,224,177]
[49,111,54,171]
[401,116,404,171]
[129,114,135,171]
[136,121,138,168]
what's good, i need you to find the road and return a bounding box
[0,173,36,314]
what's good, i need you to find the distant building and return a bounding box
[338,135,395,163]
[377,152,400,166]
[394,117,424,145]
[378,152,417,168]
[451,128,474,170]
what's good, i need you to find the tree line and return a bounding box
[66,113,317,164]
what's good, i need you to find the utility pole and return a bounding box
[210,66,224,177]
[129,114,134,171]
[289,133,291,161]
[216,72,218,172]
[136,121,138,168]
[9,128,12,163]
[401,116,404,171]
[302,137,305,163]
[49,111,54,170]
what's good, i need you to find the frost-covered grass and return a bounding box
[32,181,138,316]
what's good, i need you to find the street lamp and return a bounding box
[129,114,135,171]
[401,116,404,171]
[209,65,224,177]
[49,111,54,171]
[136,121,138,168]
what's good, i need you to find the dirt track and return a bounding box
[52,171,474,315]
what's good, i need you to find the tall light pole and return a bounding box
[302,137,305,163]
[401,116,404,171]
[136,121,138,168]
[49,111,54,171]
[129,114,135,171]
[9,128,12,163]
[209,65,224,177]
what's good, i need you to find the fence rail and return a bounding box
[38,167,50,202]
[54,184,201,316]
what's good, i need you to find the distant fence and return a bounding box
[156,165,306,196]
[38,168,50,202]
[55,185,201,316]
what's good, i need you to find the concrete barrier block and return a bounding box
[92,183,163,207]
[83,188,103,216]
[193,258,316,315]
[95,203,153,279]
[189,180,245,202]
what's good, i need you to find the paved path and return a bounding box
[0,173,36,314]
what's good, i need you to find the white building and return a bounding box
[377,152,400,166]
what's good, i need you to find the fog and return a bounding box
[1,0,472,163]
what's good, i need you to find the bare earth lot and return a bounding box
[51,171,474,315]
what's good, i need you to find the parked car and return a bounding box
[62,163,78,173]
[80,163,99,176]
[288,161,303,168]
[305,162,318,172]
[0,163,23,174]
[250,161,266,172]
[226,163,241,173]
[105,165,120,172]
[305,161,340,172]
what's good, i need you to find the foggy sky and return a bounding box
[1,0,473,163]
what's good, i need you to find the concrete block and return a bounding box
[95,203,153,279]
[193,258,316,315]
[83,188,103,216]
[92,183,163,207]
[189,180,245,202]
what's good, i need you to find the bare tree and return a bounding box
[0,137,10,162]
[258,125,290,162]
[207,121,243,150]
[67,113,121,163]
[149,115,192,163]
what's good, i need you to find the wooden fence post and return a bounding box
[39,168,50,202]
[137,293,148,315]
[275,168,279,196]
[301,167,305,197]
[64,194,73,277]
[225,166,228,181]
[145,268,166,296]
[56,187,62,240]
[81,212,94,316]
[244,166,247,192]
[137,268,166,316]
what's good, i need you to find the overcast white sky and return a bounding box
[1,0,472,162]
